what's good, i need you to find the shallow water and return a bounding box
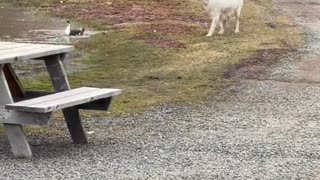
[0,7,90,77]
[0,7,73,44]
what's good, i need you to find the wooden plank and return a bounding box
[44,54,87,144]
[0,42,19,46]
[0,42,21,45]
[0,107,51,126]
[63,107,88,143]
[7,87,100,106]
[24,89,119,112]
[0,43,29,51]
[0,45,74,63]
[4,124,32,158]
[0,65,32,158]
[32,89,120,110]
[0,42,71,55]
[0,65,14,105]
[0,41,74,63]
[44,54,71,92]
[3,64,25,98]
[25,89,118,108]
[0,44,54,55]
[6,88,121,113]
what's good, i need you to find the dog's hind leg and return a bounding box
[235,8,242,33]
[218,20,225,34]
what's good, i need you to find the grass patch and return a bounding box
[12,0,302,115]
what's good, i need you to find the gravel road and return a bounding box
[1,1,320,179]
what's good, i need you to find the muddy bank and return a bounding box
[224,49,292,79]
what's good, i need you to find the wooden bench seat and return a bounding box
[5,87,121,113]
[1,87,121,126]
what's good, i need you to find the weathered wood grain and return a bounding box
[0,107,52,126]
[0,41,74,64]
[4,125,32,158]
[44,54,87,143]
[0,65,32,158]
[3,64,25,97]
[5,87,121,113]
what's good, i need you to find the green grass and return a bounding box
[10,0,303,116]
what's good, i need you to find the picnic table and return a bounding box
[0,41,121,158]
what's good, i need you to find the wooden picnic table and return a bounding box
[0,41,121,158]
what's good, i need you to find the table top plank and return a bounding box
[0,41,74,64]
[0,44,49,55]
[1,45,71,57]
[0,43,29,51]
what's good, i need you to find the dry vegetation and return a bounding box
[7,0,303,115]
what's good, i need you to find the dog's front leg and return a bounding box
[206,13,220,36]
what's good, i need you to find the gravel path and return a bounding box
[1,1,320,179]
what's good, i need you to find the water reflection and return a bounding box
[0,7,89,78]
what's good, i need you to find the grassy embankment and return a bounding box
[3,0,302,116]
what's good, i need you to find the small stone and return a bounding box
[87,131,94,135]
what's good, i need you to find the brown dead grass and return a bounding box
[12,0,304,115]
[51,0,207,27]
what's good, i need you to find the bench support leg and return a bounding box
[4,124,32,158]
[63,107,88,143]
[44,54,88,143]
[0,65,32,158]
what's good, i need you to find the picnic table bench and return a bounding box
[0,41,121,158]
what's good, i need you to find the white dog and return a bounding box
[201,0,243,36]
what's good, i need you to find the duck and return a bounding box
[65,21,85,36]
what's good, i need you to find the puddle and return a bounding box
[1,7,65,43]
[0,7,96,43]
[0,7,95,79]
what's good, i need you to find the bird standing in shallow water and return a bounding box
[65,21,85,36]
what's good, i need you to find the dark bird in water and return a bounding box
[65,21,85,36]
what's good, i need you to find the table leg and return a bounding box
[3,64,25,98]
[0,65,32,158]
[44,54,88,143]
